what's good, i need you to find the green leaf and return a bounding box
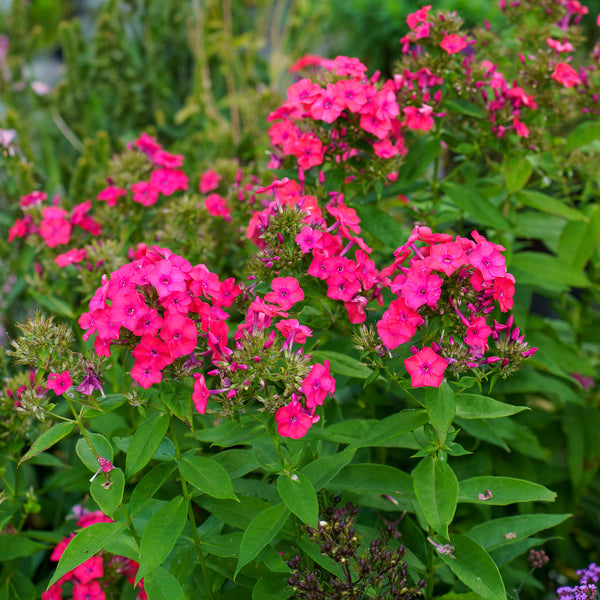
[436,534,506,600]
[301,447,356,491]
[468,513,571,552]
[505,157,532,194]
[564,120,600,153]
[90,467,125,519]
[397,136,442,183]
[458,476,556,505]
[353,204,405,249]
[0,535,45,560]
[442,181,511,230]
[177,455,238,500]
[253,573,293,600]
[510,251,590,288]
[558,204,600,269]
[413,456,458,539]
[425,382,455,445]
[144,566,186,600]
[28,292,75,320]
[81,394,127,418]
[350,409,428,448]
[126,412,170,477]
[160,382,193,424]
[137,495,189,583]
[309,350,373,379]
[128,462,176,516]
[49,522,127,586]
[277,473,318,527]
[455,394,529,419]
[0,567,37,600]
[515,190,588,222]
[75,433,113,472]
[328,464,414,499]
[445,99,486,119]
[235,503,289,577]
[19,422,75,466]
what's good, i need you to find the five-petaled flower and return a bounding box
[46,371,72,395]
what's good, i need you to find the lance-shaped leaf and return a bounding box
[143,566,186,600]
[90,468,125,519]
[455,394,529,419]
[413,456,458,539]
[459,476,556,505]
[126,412,170,477]
[425,382,455,445]
[177,455,237,500]
[277,473,318,527]
[76,433,113,472]
[19,421,75,466]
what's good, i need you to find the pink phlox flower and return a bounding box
[39,206,71,247]
[269,119,300,154]
[150,168,188,196]
[97,185,127,207]
[7,216,32,242]
[148,259,187,299]
[505,85,537,110]
[199,169,222,194]
[401,268,443,310]
[132,308,164,337]
[212,277,242,308]
[327,200,361,238]
[440,33,468,55]
[565,0,588,15]
[71,200,102,236]
[406,5,432,29]
[111,292,149,331]
[131,181,159,206]
[468,240,506,280]
[50,534,75,561]
[72,580,106,600]
[287,78,322,108]
[403,104,434,132]
[73,555,104,585]
[302,360,336,408]
[134,132,161,156]
[275,399,314,439]
[55,247,87,268]
[189,264,221,300]
[275,318,313,349]
[19,190,47,208]
[192,372,209,414]
[492,274,515,312]
[264,277,305,310]
[131,335,172,371]
[359,111,392,139]
[204,193,231,221]
[77,510,113,528]
[373,138,402,158]
[377,297,423,349]
[152,149,184,168]
[47,371,72,395]
[293,132,325,170]
[130,364,162,389]
[513,115,529,138]
[326,272,361,302]
[404,346,448,387]
[295,226,323,254]
[332,55,368,77]
[309,83,345,123]
[546,37,574,53]
[159,311,198,359]
[428,241,468,276]
[465,316,492,357]
[333,79,367,113]
[344,294,369,324]
[42,584,63,600]
[552,62,582,87]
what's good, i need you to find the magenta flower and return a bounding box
[47,371,72,395]
[264,277,305,310]
[404,347,448,388]
[72,580,105,600]
[552,62,582,88]
[192,372,209,414]
[440,33,468,55]
[302,360,336,408]
[275,400,314,439]
[72,555,104,585]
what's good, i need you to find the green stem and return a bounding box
[170,420,216,600]
[426,527,435,600]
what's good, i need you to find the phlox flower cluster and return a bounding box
[268,51,445,178]
[79,242,335,438]
[378,226,536,386]
[43,510,146,600]
[8,191,101,267]
[556,562,600,599]
[97,133,188,209]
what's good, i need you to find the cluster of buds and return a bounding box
[43,510,146,600]
[287,502,425,600]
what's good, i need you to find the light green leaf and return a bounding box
[128,463,176,516]
[515,190,588,222]
[564,120,600,153]
[29,292,75,320]
[413,456,458,539]
[510,251,590,288]
[425,382,455,445]
[235,503,289,577]
[49,522,127,586]
[144,566,186,600]
[277,473,318,527]
[137,495,189,583]
[126,413,170,477]
[505,157,532,194]
[90,467,125,519]
[436,534,506,600]
[76,433,113,472]
[19,422,75,466]
[309,350,373,379]
[354,204,405,249]
[455,394,529,419]
[459,476,556,505]
[177,455,238,500]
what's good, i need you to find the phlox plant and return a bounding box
[2,2,600,600]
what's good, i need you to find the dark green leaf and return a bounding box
[425,382,455,445]
[76,433,113,472]
[301,447,357,491]
[458,476,556,505]
[515,190,588,222]
[328,464,414,499]
[309,350,373,379]
[350,409,428,448]
[178,455,238,500]
[505,157,532,194]
[564,120,600,153]
[0,535,45,560]
[277,473,318,527]
[128,463,176,517]
[126,413,170,477]
[90,467,125,519]
[510,252,590,288]
[445,99,486,119]
[455,394,529,419]
[144,566,186,600]
[137,495,189,583]
[354,205,405,249]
